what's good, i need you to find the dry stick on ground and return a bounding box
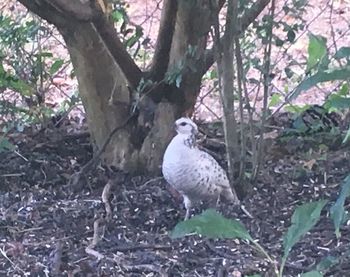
[102,180,112,221]
[50,241,63,275]
[85,216,106,260]
[0,247,26,275]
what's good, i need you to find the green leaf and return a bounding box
[287,30,296,42]
[307,34,327,72]
[330,174,350,238]
[324,94,350,111]
[316,255,339,271]
[10,79,32,96]
[334,47,350,60]
[111,10,125,22]
[0,137,15,152]
[170,209,252,240]
[288,67,350,101]
[268,94,281,107]
[283,200,327,259]
[301,271,323,277]
[49,59,64,75]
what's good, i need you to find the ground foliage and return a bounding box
[0,114,350,277]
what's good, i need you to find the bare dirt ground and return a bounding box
[0,117,350,276]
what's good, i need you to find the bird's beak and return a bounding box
[173,122,177,131]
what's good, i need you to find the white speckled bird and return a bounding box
[162,117,240,220]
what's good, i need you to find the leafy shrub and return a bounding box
[171,201,327,277]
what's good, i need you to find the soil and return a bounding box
[1,118,350,277]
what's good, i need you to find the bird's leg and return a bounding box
[183,195,192,220]
[216,194,221,207]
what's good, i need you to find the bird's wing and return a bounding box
[197,150,231,189]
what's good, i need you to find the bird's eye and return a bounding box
[180,122,187,126]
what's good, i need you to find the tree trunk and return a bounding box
[17,0,271,176]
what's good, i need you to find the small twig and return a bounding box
[102,180,113,221]
[91,217,105,248]
[0,247,26,274]
[13,150,28,162]
[240,205,254,219]
[85,247,104,260]
[138,176,163,190]
[50,241,63,275]
[112,243,172,252]
[1,173,25,177]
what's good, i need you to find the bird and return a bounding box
[162,117,240,220]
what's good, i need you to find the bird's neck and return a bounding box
[175,133,196,149]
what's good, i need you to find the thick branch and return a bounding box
[17,0,67,27]
[92,15,143,89]
[149,0,178,81]
[19,0,143,89]
[203,0,271,73]
[45,0,94,21]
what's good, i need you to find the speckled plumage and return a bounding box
[162,117,239,220]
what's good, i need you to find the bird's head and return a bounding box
[175,117,198,135]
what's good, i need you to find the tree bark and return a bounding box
[17,0,270,176]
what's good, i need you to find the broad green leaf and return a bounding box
[283,200,327,259]
[324,94,350,111]
[268,94,281,107]
[288,67,350,101]
[307,34,327,72]
[170,209,252,240]
[50,59,64,75]
[334,47,350,60]
[301,271,323,277]
[316,255,338,271]
[330,174,350,238]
